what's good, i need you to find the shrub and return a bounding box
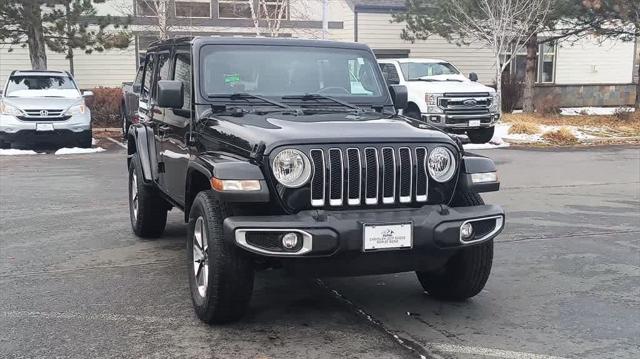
[500,73,523,113]
[542,127,578,145]
[86,87,122,128]
[508,121,541,135]
[535,96,562,116]
[613,107,634,121]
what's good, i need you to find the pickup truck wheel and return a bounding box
[77,130,92,148]
[404,108,421,120]
[416,191,493,300]
[187,191,254,324]
[467,126,495,144]
[128,157,168,238]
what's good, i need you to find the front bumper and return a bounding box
[420,112,500,129]
[1,112,91,144]
[224,204,504,276]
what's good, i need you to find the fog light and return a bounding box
[430,115,441,123]
[460,222,474,240]
[281,232,299,249]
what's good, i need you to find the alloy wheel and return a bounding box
[130,172,138,220]
[193,216,209,298]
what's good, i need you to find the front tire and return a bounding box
[187,191,254,324]
[128,156,168,238]
[467,126,495,144]
[416,191,493,300]
[77,130,92,148]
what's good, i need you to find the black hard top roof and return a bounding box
[148,36,372,52]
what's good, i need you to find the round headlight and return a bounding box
[272,149,312,188]
[427,147,456,182]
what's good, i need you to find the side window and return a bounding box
[141,54,155,101]
[173,53,192,111]
[154,52,171,101]
[133,66,143,93]
[380,63,400,85]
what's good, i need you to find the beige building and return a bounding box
[0,0,636,106]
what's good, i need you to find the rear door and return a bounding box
[158,49,192,206]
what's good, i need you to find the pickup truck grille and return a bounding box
[438,92,493,124]
[308,146,430,207]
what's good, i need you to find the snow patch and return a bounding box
[0,149,42,156]
[91,137,97,146]
[560,107,633,116]
[463,123,511,150]
[54,147,106,155]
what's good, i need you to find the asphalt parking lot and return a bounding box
[1,143,639,359]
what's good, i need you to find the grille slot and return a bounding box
[328,148,343,206]
[381,147,395,204]
[346,148,361,205]
[308,145,434,207]
[364,148,379,205]
[398,147,412,203]
[310,149,325,206]
[415,147,428,202]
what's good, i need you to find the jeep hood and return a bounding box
[200,111,457,155]
[407,77,495,94]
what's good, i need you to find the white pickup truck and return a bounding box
[378,58,500,144]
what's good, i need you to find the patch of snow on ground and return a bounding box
[0,149,42,156]
[463,124,511,150]
[561,107,633,116]
[91,137,97,146]
[54,147,106,155]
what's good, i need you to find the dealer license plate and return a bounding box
[468,120,481,127]
[363,223,413,251]
[36,123,54,132]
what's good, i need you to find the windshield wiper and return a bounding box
[207,92,296,111]
[281,93,363,112]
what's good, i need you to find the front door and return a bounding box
[158,50,192,206]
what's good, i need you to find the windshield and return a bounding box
[4,75,79,97]
[399,62,460,80]
[200,45,385,102]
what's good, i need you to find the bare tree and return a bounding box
[137,0,176,40]
[247,0,290,37]
[444,0,552,111]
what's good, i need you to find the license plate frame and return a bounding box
[468,120,481,127]
[36,123,54,132]
[362,222,413,252]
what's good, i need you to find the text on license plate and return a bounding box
[36,123,54,132]
[363,223,413,251]
[468,120,481,127]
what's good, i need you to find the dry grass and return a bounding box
[542,127,578,145]
[503,110,640,137]
[508,121,541,135]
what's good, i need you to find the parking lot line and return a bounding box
[105,136,127,149]
[1,310,181,325]
[426,343,567,359]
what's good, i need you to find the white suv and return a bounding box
[0,70,93,148]
[378,59,499,144]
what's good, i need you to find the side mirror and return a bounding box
[468,72,479,82]
[157,80,183,109]
[388,85,408,110]
[82,91,94,97]
[132,83,141,93]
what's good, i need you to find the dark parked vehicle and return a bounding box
[127,37,504,324]
[120,65,143,136]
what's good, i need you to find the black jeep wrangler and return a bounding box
[127,37,505,324]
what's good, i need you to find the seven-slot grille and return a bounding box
[309,146,430,207]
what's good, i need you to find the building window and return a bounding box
[136,0,158,16]
[260,0,288,20]
[538,42,556,83]
[176,1,211,18]
[218,0,252,19]
[502,41,556,84]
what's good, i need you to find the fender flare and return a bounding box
[127,124,159,183]
[458,155,500,193]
